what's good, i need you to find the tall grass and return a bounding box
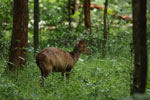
[0,52,132,100]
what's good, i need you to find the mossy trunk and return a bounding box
[8,0,29,71]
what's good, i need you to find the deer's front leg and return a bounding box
[66,66,72,79]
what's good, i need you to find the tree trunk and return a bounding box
[8,0,28,71]
[102,0,108,58]
[68,0,72,29]
[34,0,39,53]
[84,0,92,34]
[72,0,78,14]
[131,0,147,95]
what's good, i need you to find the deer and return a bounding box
[36,40,90,86]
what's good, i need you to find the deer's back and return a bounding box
[36,47,73,71]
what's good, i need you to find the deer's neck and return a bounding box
[71,47,81,62]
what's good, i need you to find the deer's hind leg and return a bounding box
[40,63,53,87]
[61,72,65,80]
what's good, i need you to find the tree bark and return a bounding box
[68,0,72,29]
[131,0,147,95]
[84,0,92,34]
[34,0,39,53]
[102,0,108,58]
[8,0,28,71]
[72,0,78,14]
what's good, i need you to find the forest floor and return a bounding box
[0,52,149,100]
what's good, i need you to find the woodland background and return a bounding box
[0,0,150,100]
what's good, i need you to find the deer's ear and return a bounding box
[79,40,85,45]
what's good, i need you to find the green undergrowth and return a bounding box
[0,52,133,100]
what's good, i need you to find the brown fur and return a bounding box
[36,40,90,86]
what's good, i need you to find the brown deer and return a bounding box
[36,40,90,86]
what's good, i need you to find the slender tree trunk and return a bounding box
[72,0,78,14]
[34,0,39,53]
[131,0,147,95]
[102,0,108,58]
[8,0,29,71]
[68,0,72,29]
[84,0,92,34]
